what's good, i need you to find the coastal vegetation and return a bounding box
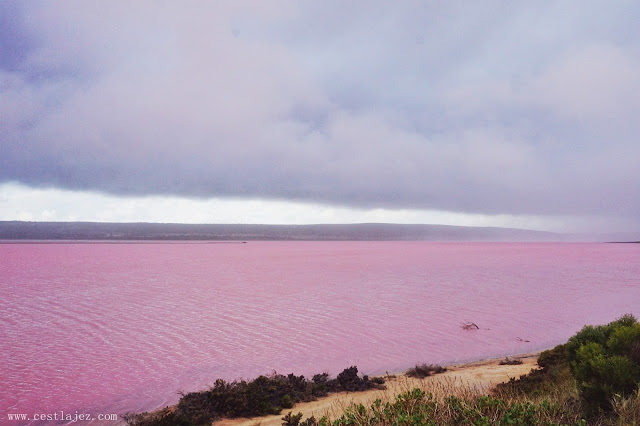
[282,314,640,425]
[126,315,640,425]
[124,366,385,425]
[565,313,640,414]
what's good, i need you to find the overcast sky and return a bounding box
[1,1,639,232]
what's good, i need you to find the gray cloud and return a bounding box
[1,1,639,223]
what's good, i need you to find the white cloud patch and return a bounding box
[2,182,637,234]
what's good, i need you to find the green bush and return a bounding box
[565,314,640,413]
[282,394,294,409]
[538,344,568,370]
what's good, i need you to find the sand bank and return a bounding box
[216,353,540,426]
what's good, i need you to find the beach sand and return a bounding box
[216,353,540,426]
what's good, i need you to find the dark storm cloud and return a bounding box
[1,1,639,222]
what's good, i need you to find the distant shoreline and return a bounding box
[0,221,573,242]
[2,221,637,242]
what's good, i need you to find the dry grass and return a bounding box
[609,389,640,425]
[325,380,587,425]
[282,363,640,426]
[279,353,591,425]
[308,379,490,425]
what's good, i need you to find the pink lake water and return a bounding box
[1,241,639,424]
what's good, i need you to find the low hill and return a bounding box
[0,221,565,241]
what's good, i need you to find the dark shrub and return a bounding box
[281,411,303,426]
[330,366,385,392]
[406,363,447,378]
[246,376,285,415]
[204,378,249,417]
[370,376,385,385]
[312,373,329,384]
[287,373,308,394]
[499,357,523,365]
[337,366,385,392]
[337,366,364,391]
[311,373,329,397]
[126,367,383,426]
[281,412,322,426]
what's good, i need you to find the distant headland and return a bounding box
[1,220,633,242]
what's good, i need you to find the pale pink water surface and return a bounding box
[1,242,639,423]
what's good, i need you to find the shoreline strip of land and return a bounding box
[166,352,541,426]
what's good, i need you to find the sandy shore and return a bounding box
[216,353,540,426]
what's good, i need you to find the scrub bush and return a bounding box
[125,366,384,425]
[406,363,447,378]
[336,366,368,391]
[282,411,323,426]
[565,314,640,413]
[499,357,523,365]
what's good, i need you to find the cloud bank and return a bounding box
[1,1,639,226]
